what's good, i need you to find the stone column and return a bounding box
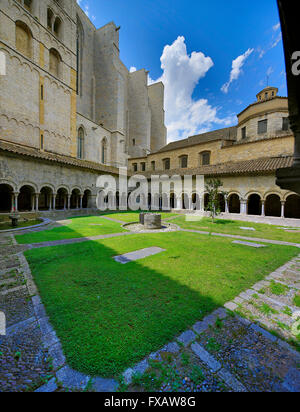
[261,201,265,217]
[281,201,285,218]
[67,195,71,210]
[13,192,19,212]
[31,194,35,212]
[35,193,39,212]
[240,199,247,215]
[80,195,83,210]
[225,196,229,214]
[52,194,56,211]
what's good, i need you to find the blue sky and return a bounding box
[77,0,286,142]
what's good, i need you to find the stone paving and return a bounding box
[1,218,300,392]
[224,255,300,344]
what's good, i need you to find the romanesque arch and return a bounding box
[228,194,240,214]
[265,194,281,217]
[56,187,68,210]
[70,189,81,209]
[0,184,13,212]
[15,21,33,59]
[49,48,62,78]
[82,189,92,209]
[285,195,300,219]
[18,185,35,212]
[247,194,262,216]
[39,186,53,211]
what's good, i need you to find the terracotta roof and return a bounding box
[140,156,294,178]
[154,126,237,154]
[0,140,120,175]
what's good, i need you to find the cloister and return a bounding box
[1,181,300,219]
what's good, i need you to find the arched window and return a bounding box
[53,17,62,39]
[101,138,107,164]
[179,155,188,168]
[77,127,84,159]
[199,151,211,166]
[17,0,33,13]
[76,16,84,95]
[49,48,61,78]
[15,21,33,59]
[163,158,170,170]
[47,8,54,30]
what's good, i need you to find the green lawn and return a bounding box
[15,216,126,244]
[24,231,298,377]
[176,216,300,243]
[0,219,42,231]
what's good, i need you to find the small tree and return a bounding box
[205,179,227,223]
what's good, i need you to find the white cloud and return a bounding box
[273,23,280,31]
[221,48,254,94]
[129,66,137,73]
[149,36,235,142]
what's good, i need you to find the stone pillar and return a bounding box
[261,201,265,217]
[80,195,83,210]
[13,192,19,212]
[281,201,285,218]
[52,194,56,211]
[240,199,247,215]
[67,195,71,210]
[35,193,39,212]
[225,196,229,214]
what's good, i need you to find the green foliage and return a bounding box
[293,294,300,308]
[190,366,204,384]
[206,338,221,352]
[205,179,227,223]
[269,280,289,296]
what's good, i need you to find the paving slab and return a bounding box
[35,378,58,393]
[56,366,90,390]
[113,247,166,264]
[191,342,222,373]
[232,241,267,248]
[177,330,196,347]
[92,377,118,392]
[282,368,300,392]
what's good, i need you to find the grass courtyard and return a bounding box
[24,219,299,378]
[175,216,300,244]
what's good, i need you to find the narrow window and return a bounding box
[132,139,136,146]
[200,151,211,166]
[101,138,107,164]
[151,161,155,171]
[133,163,137,172]
[41,85,44,100]
[77,128,84,159]
[241,127,246,139]
[180,155,188,168]
[282,117,289,131]
[258,119,268,134]
[163,158,170,170]
[141,162,146,172]
[40,133,44,150]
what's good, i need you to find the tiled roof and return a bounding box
[154,126,237,154]
[140,156,294,178]
[0,140,120,175]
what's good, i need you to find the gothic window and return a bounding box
[77,128,84,159]
[15,21,33,59]
[17,0,33,13]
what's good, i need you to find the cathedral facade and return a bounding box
[0,0,166,214]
